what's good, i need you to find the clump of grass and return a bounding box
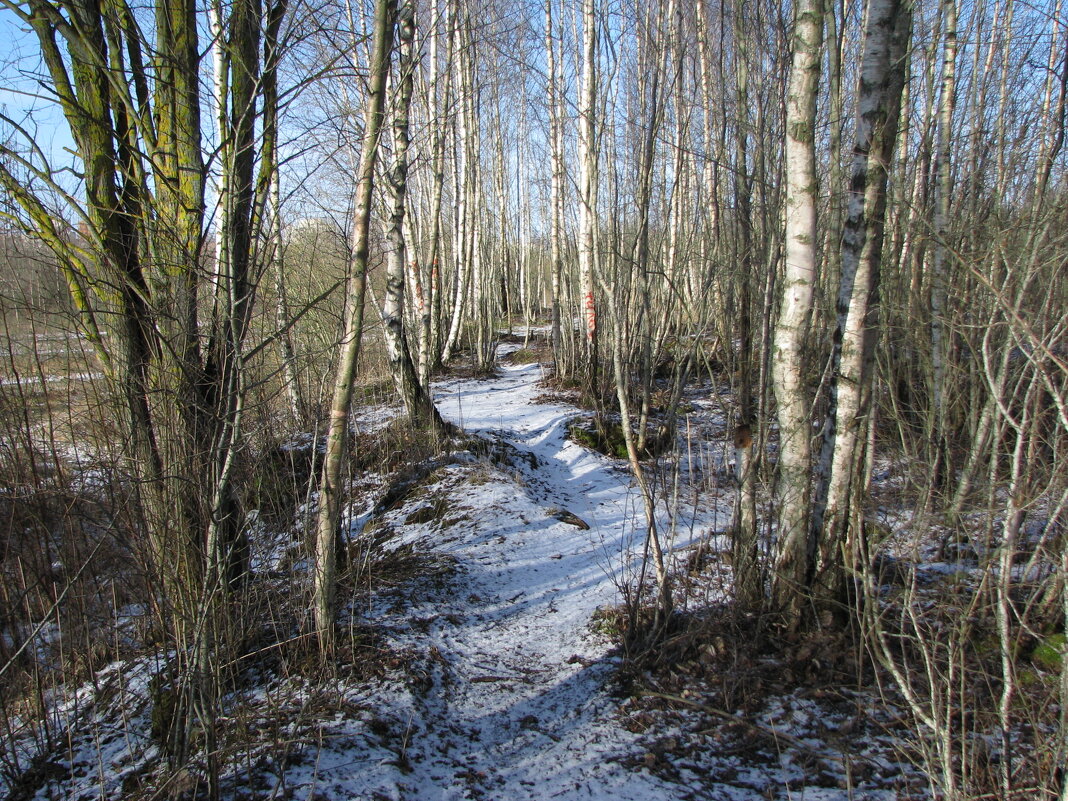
[353,418,451,474]
[590,604,630,640]
[404,495,452,526]
[569,419,629,459]
[504,345,549,366]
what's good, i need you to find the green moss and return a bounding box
[568,420,628,459]
[1030,634,1066,672]
[1016,667,1046,688]
[568,424,598,450]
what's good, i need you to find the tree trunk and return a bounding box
[929,0,957,501]
[546,0,567,376]
[577,0,599,393]
[772,0,824,626]
[380,1,449,435]
[731,0,761,610]
[811,0,912,612]
[313,0,395,653]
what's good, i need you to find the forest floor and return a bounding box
[251,339,728,800]
[259,339,914,801]
[3,338,927,801]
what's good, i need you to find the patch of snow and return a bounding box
[1,350,896,801]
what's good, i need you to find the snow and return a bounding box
[290,351,715,800]
[0,371,102,387]
[273,348,888,801]
[1,343,911,800]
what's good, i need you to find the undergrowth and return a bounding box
[0,405,479,800]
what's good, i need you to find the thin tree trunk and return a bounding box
[607,296,673,628]
[313,0,395,652]
[259,0,303,423]
[731,0,761,610]
[441,9,472,365]
[578,0,599,392]
[381,1,448,434]
[423,0,453,377]
[929,0,957,500]
[546,0,567,375]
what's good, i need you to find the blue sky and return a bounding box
[2,6,81,182]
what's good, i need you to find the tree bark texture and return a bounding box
[811,0,913,610]
[772,0,824,625]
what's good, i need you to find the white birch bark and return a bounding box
[731,0,761,609]
[517,111,531,330]
[812,0,912,604]
[1037,0,1066,197]
[381,11,411,370]
[422,0,452,379]
[772,0,824,620]
[467,58,488,368]
[546,0,568,374]
[380,2,446,431]
[929,0,956,493]
[211,0,230,288]
[441,6,469,365]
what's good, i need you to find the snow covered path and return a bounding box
[0,346,909,801]
[335,352,709,800]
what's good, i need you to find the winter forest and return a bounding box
[0,0,1066,797]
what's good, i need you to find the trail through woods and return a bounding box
[3,344,909,801]
[322,346,714,799]
[290,344,899,800]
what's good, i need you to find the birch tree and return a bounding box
[418,0,453,381]
[811,0,913,608]
[772,0,824,625]
[380,0,448,433]
[730,0,763,610]
[440,6,476,365]
[577,0,600,391]
[546,0,567,374]
[928,0,957,496]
